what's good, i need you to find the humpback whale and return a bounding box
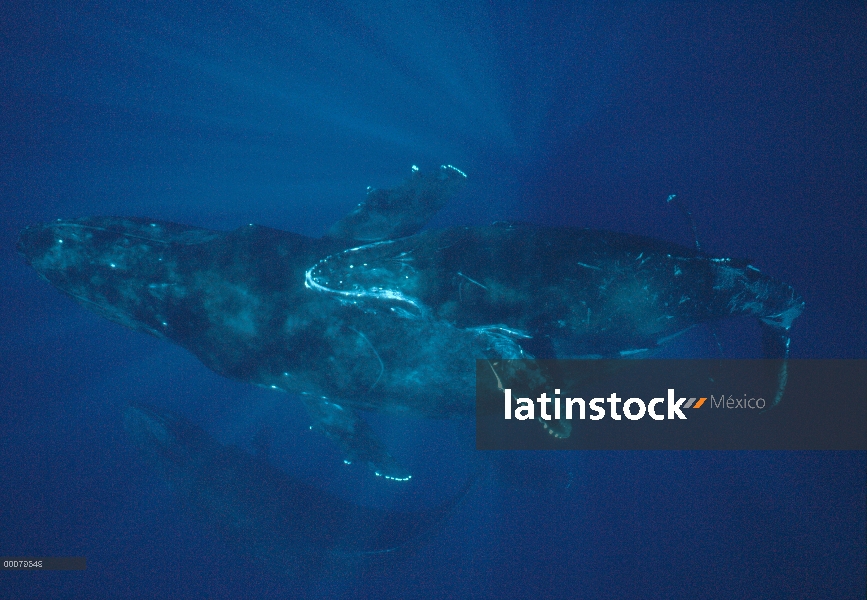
[18,166,804,479]
[124,403,473,578]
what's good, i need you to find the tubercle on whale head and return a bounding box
[16,217,192,336]
[18,221,107,301]
[18,216,219,277]
[18,217,167,283]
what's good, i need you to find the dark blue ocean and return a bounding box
[1,2,865,598]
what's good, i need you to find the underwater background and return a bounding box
[1,1,864,598]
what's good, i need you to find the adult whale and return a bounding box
[18,166,804,479]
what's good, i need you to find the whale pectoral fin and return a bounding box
[301,397,411,482]
[327,164,467,242]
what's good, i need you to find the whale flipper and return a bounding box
[301,396,412,481]
[328,164,467,242]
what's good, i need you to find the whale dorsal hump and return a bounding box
[327,165,466,243]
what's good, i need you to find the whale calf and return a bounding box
[124,402,474,578]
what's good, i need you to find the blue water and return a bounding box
[1,2,864,598]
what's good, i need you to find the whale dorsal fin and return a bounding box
[327,165,467,243]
